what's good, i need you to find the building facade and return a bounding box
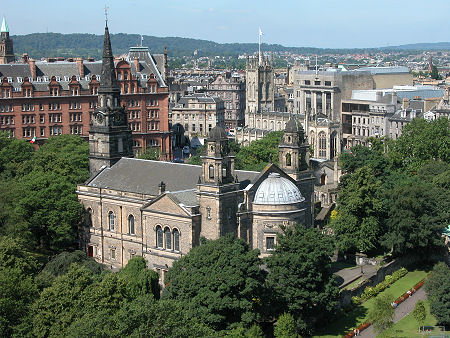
[206,73,245,129]
[170,93,225,140]
[0,22,171,160]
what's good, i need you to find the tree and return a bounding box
[0,236,39,274]
[118,256,160,299]
[368,293,395,334]
[425,262,450,326]
[388,118,449,172]
[274,313,298,338]
[266,225,339,335]
[412,300,426,329]
[162,234,267,330]
[430,65,441,80]
[137,147,160,161]
[331,166,384,254]
[0,132,34,178]
[235,131,283,171]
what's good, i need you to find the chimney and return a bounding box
[133,57,140,72]
[158,181,166,195]
[76,57,84,78]
[29,59,36,81]
[402,98,409,109]
[410,110,416,119]
[391,91,397,105]
[21,53,29,64]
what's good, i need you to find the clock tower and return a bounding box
[89,21,133,176]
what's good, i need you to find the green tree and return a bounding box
[137,147,160,161]
[388,118,449,172]
[425,262,450,326]
[274,312,298,338]
[430,65,441,80]
[163,234,267,330]
[0,131,34,178]
[118,256,160,299]
[235,131,283,171]
[0,236,39,274]
[412,300,426,328]
[368,293,395,334]
[266,224,339,335]
[17,135,89,250]
[331,166,384,253]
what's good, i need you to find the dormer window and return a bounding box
[36,77,42,82]
[55,76,61,81]
[17,77,23,83]
[43,76,49,82]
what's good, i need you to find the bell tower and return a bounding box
[197,126,240,239]
[88,20,133,176]
[0,17,15,64]
[278,117,314,226]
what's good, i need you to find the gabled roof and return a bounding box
[86,157,259,195]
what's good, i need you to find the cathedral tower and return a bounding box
[89,21,133,176]
[196,126,240,239]
[278,118,314,226]
[0,17,15,64]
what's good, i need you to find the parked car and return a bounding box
[183,146,190,154]
[172,157,184,163]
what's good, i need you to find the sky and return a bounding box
[2,0,450,49]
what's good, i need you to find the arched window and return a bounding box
[128,215,135,235]
[286,153,291,167]
[319,132,327,158]
[173,229,180,252]
[108,211,115,231]
[209,164,214,179]
[156,226,163,248]
[164,227,171,250]
[85,208,93,227]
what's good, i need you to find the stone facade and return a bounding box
[206,73,245,129]
[0,18,14,64]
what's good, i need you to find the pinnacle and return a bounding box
[1,17,9,33]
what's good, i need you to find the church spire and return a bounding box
[1,17,8,33]
[99,22,119,94]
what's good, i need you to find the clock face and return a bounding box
[95,112,104,124]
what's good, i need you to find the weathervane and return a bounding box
[104,5,109,25]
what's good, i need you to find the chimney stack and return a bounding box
[375,91,382,102]
[21,53,29,64]
[133,57,140,72]
[402,98,409,109]
[76,57,84,78]
[391,91,397,105]
[29,59,36,81]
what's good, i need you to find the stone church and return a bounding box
[77,23,314,280]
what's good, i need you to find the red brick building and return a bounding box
[0,41,171,160]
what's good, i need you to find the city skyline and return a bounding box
[2,0,450,49]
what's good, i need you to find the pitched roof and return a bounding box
[87,158,259,195]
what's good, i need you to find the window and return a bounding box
[128,215,135,235]
[209,164,214,179]
[206,206,211,220]
[173,229,180,252]
[304,80,310,85]
[314,81,321,85]
[110,248,116,260]
[266,237,275,251]
[164,227,171,250]
[325,81,331,86]
[156,226,163,248]
[285,153,291,167]
[108,211,115,231]
[319,132,327,158]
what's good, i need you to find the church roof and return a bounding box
[253,173,304,205]
[208,125,227,140]
[87,158,259,195]
[1,17,8,33]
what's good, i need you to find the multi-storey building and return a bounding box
[170,93,224,140]
[206,73,245,129]
[0,21,171,160]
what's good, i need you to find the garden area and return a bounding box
[315,268,430,337]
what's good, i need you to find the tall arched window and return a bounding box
[209,164,214,179]
[164,227,171,250]
[319,132,327,158]
[173,229,180,252]
[108,211,115,231]
[85,208,93,227]
[156,225,163,248]
[285,153,292,167]
[128,215,135,235]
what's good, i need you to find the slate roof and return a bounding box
[169,189,198,207]
[87,157,259,195]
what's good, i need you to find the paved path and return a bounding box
[358,288,427,338]
[335,265,377,288]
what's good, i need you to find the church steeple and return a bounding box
[0,17,14,64]
[88,19,133,176]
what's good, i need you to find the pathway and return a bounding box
[358,288,427,337]
[335,265,377,288]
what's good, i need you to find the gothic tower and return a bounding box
[0,17,14,64]
[278,117,314,226]
[245,54,274,126]
[196,126,240,239]
[89,21,133,176]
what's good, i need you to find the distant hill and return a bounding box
[10,33,450,60]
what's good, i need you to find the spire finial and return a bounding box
[104,5,109,26]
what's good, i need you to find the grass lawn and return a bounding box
[314,269,429,338]
[377,299,439,337]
